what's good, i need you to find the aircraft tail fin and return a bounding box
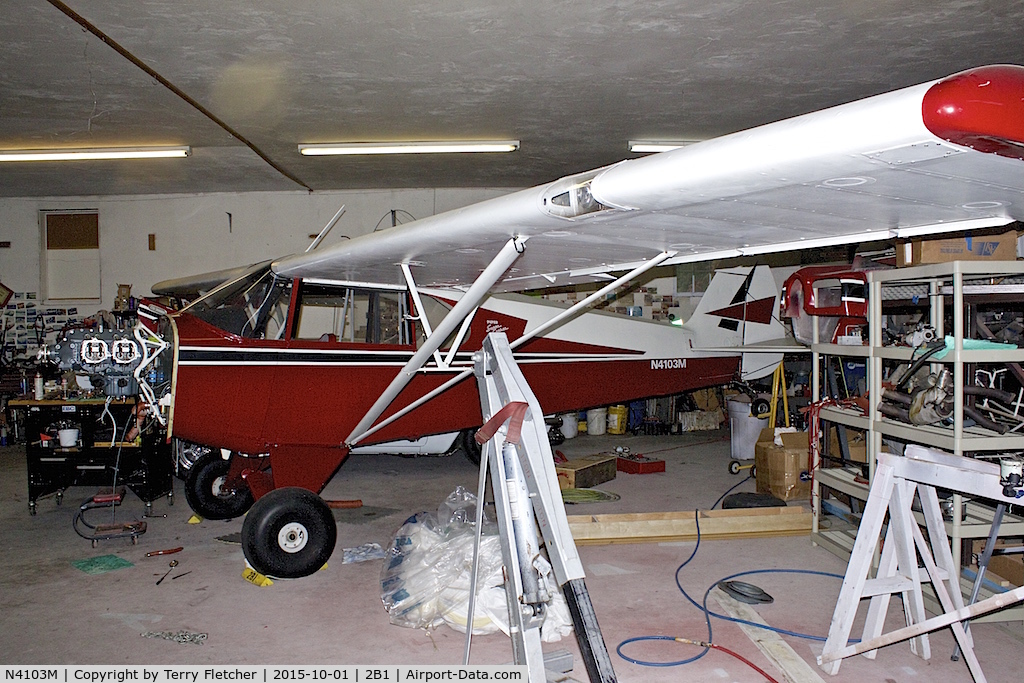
[683,265,788,380]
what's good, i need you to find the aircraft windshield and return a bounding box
[183,265,292,339]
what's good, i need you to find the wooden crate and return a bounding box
[555,454,617,489]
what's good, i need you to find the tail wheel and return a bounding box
[184,452,254,520]
[751,398,771,418]
[241,487,337,579]
[728,460,741,475]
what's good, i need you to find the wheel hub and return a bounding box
[278,522,308,553]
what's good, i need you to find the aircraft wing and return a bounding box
[274,65,1024,291]
[151,262,267,299]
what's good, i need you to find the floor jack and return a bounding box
[466,332,617,682]
[73,486,147,547]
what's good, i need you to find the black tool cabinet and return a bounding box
[11,398,173,514]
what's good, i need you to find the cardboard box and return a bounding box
[768,431,811,502]
[970,540,1024,587]
[828,427,868,464]
[896,230,1018,267]
[754,428,776,494]
[556,454,617,489]
[988,553,1024,587]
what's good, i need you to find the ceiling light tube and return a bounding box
[893,217,1014,239]
[0,146,191,162]
[298,141,520,156]
[738,232,894,257]
[628,140,699,153]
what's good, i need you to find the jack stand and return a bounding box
[818,446,1024,683]
[73,486,147,547]
[466,332,616,682]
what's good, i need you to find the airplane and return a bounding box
[114,63,1023,580]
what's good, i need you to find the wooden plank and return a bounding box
[567,506,812,545]
[712,588,826,683]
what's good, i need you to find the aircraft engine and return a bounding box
[50,327,147,397]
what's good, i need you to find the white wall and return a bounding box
[0,187,515,320]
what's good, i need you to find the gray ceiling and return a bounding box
[1,1,1022,198]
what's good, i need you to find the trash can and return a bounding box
[726,397,768,461]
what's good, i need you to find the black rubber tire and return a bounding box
[751,397,771,418]
[728,460,741,475]
[241,487,337,579]
[184,452,255,520]
[460,428,483,466]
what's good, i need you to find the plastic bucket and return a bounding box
[58,428,79,447]
[559,413,578,439]
[607,405,627,435]
[726,398,767,461]
[586,408,608,436]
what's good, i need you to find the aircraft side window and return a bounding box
[416,295,462,350]
[183,266,292,339]
[294,283,413,345]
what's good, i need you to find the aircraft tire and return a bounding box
[751,397,771,418]
[460,428,482,466]
[241,487,337,579]
[184,452,255,520]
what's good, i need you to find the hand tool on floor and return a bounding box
[156,559,178,585]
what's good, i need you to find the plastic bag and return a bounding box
[380,486,572,641]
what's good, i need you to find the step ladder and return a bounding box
[818,445,1024,682]
[465,332,617,682]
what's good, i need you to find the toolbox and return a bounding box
[616,455,665,475]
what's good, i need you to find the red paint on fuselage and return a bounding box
[167,300,739,494]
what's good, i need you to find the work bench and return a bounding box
[9,397,173,514]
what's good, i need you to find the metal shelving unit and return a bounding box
[810,261,1024,617]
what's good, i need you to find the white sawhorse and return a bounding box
[818,446,1024,682]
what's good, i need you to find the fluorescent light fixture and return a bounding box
[893,217,1014,239]
[0,146,191,162]
[628,140,699,153]
[298,141,520,156]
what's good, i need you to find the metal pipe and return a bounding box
[345,237,526,446]
[510,251,675,350]
[306,205,346,252]
[350,250,676,444]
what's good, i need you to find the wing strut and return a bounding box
[346,250,675,446]
[345,236,527,447]
[401,262,446,369]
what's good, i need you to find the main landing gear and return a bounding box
[182,451,337,578]
[241,487,337,579]
[184,452,255,520]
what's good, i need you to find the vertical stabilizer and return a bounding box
[683,265,787,380]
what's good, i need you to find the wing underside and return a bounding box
[269,66,1024,291]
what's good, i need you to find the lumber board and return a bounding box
[712,587,826,683]
[567,506,812,545]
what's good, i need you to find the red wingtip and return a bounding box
[922,64,1024,161]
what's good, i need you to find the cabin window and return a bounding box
[293,282,413,345]
[183,266,292,339]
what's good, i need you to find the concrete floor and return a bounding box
[1,429,1021,681]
